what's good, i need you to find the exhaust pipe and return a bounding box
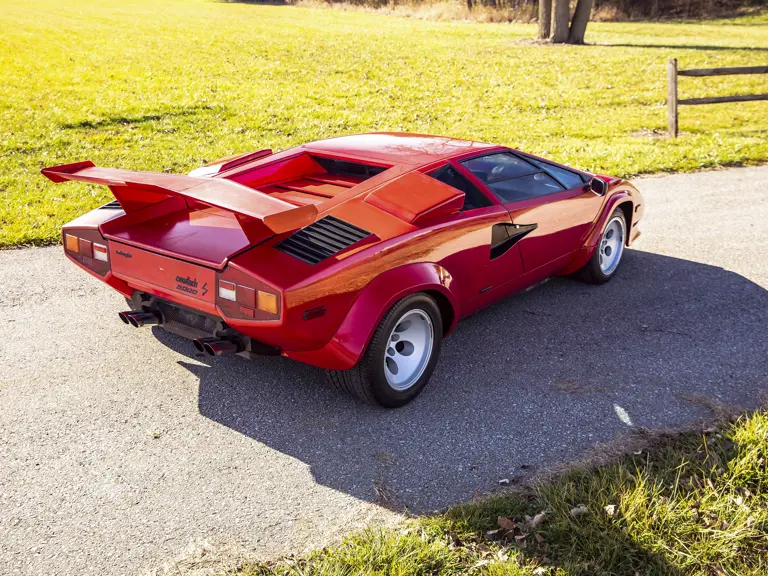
[118,311,134,325]
[204,340,243,357]
[191,338,244,357]
[118,310,161,328]
[192,337,220,353]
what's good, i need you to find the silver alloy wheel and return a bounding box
[383,309,434,391]
[599,216,626,275]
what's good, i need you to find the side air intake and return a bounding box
[275,215,371,265]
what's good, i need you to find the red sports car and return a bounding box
[44,133,643,407]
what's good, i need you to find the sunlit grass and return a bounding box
[1,0,767,247]
[241,411,768,575]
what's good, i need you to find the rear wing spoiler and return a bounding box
[42,161,317,235]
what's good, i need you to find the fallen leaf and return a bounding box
[535,533,545,543]
[604,504,617,517]
[498,516,516,531]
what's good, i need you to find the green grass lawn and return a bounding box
[241,410,768,575]
[1,0,767,247]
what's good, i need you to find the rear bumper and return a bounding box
[61,205,356,365]
[126,293,280,358]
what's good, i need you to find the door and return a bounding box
[459,151,603,274]
[425,163,526,304]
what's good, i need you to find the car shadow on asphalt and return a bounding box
[152,249,768,513]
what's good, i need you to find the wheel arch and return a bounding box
[423,288,456,337]
[616,199,634,245]
[283,262,459,370]
[559,189,636,276]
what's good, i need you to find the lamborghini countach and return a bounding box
[44,133,643,407]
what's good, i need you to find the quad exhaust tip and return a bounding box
[192,337,219,353]
[119,311,242,356]
[118,310,161,328]
[192,337,244,357]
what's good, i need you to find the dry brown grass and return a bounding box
[293,0,536,23]
[290,0,764,23]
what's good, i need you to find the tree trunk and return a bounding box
[466,0,473,11]
[538,0,552,40]
[568,0,593,44]
[550,0,570,43]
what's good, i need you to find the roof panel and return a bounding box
[303,132,497,165]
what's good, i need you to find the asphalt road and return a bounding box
[2,166,767,575]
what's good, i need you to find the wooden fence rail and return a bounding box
[667,59,768,137]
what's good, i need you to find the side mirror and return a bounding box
[586,177,607,196]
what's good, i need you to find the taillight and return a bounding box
[65,234,79,252]
[93,242,108,262]
[215,273,281,321]
[218,280,237,301]
[63,230,110,276]
[257,291,278,315]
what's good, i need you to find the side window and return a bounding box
[526,157,586,189]
[428,164,493,211]
[461,152,566,203]
[461,153,535,184]
[485,173,564,203]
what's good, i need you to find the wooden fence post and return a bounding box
[668,58,678,138]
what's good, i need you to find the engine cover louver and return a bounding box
[275,215,371,265]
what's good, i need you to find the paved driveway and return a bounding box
[1,166,767,575]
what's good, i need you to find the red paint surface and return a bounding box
[109,242,216,305]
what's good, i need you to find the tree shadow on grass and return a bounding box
[593,42,768,52]
[59,104,223,130]
[152,249,768,515]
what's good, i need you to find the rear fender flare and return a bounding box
[285,262,458,370]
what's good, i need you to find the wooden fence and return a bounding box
[667,59,768,137]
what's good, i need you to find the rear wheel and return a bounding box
[577,208,627,284]
[326,293,443,408]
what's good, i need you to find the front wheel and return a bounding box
[577,208,627,284]
[326,293,443,408]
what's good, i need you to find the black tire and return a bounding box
[576,208,627,285]
[326,293,443,408]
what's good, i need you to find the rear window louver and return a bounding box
[100,200,122,209]
[312,156,387,179]
[275,215,371,265]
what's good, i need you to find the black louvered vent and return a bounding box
[275,216,371,265]
[100,200,122,209]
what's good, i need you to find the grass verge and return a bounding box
[240,410,768,575]
[1,1,767,247]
